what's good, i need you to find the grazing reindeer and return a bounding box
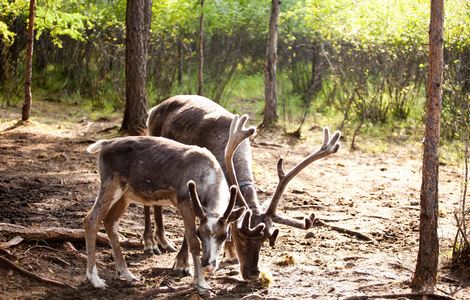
[84,136,247,292]
[144,95,341,281]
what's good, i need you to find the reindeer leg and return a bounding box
[153,205,177,252]
[178,205,210,293]
[84,180,122,288]
[173,237,191,277]
[103,198,138,283]
[143,206,161,255]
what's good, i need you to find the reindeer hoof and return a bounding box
[152,246,162,255]
[225,258,239,265]
[144,248,154,255]
[89,276,107,289]
[174,268,192,277]
[163,244,177,253]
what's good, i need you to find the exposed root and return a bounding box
[0,255,76,290]
[0,223,142,248]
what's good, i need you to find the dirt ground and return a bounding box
[0,101,469,299]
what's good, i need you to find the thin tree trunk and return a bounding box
[411,0,444,292]
[197,0,205,96]
[21,0,36,122]
[262,0,280,126]
[178,38,183,87]
[121,0,152,136]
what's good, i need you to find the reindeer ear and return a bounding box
[268,228,279,247]
[187,180,206,220]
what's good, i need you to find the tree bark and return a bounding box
[197,0,205,96]
[121,0,152,136]
[411,0,444,292]
[262,0,280,126]
[21,0,36,122]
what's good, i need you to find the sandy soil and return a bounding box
[0,102,469,299]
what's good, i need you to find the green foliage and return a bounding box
[0,0,468,147]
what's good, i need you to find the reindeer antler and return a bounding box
[265,128,341,229]
[224,114,256,208]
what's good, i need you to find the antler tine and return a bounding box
[265,128,341,223]
[239,210,265,237]
[224,114,256,208]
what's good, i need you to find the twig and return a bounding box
[43,254,71,266]
[24,244,60,255]
[315,215,390,222]
[343,292,457,300]
[284,205,325,211]
[453,213,470,248]
[0,255,76,290]
[314,219,375,242]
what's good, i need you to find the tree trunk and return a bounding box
[197,0,205,96]
[262,0,280,126]
[21,0,36,122]
[178,38,183,87]
[121,0,152,136]
[411,0,444,292]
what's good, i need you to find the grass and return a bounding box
[1,71,466,165]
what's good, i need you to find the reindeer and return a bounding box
[83,136,250,292]
[143,95,341,281]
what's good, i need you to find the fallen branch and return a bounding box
[0,223,142,249]
[0,255,76,290]
[284,205,325,211]
[314,219,375,242]
[343,292,456,300]
[137,286,196,300]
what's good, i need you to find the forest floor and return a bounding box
[0,100,469,300]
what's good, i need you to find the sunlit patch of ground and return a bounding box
[0,101,468,299]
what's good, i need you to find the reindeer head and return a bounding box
[225,115,341,281]
[187,180,245,274]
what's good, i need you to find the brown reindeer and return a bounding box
[84,136,250,292]
[144,95,341,280]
